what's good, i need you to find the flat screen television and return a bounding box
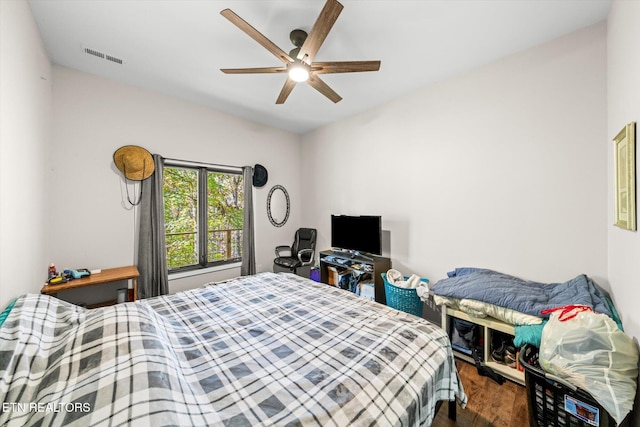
[331,215,382,256]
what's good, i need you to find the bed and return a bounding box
[0,272,466,426]
[429,267,622,348]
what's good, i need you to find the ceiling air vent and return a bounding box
[82,46,124,65]
[105,55,123,65]
[83,47,104,59]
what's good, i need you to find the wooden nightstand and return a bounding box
[41,265,139,308]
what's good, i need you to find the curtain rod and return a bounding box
[163,157,244,174]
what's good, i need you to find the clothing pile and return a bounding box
[385,269,430,299]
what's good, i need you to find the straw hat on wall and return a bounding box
[113,145,155,181]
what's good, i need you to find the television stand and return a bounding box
[319,250,391,304]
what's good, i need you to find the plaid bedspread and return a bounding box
[0,272,466,426]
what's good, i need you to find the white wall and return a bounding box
[301,23,608,288]
[48,66,301,303]
[607,0,640,341]
[0,0,52,309]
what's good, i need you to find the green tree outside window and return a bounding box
[163,165,243,271]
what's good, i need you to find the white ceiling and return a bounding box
[28,0,611,134]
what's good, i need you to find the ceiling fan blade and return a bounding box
[221,9,293,64]
[297,0,343,64]
[312,60,381,74]
[307,74,342,103]
[221,67,287,74]
[276,78,297,104]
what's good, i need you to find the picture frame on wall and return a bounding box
[613,122,636,231]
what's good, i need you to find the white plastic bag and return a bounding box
[539,306,639,425]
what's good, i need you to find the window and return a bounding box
[163,163,244,272]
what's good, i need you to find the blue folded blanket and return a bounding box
[431,267,614,319]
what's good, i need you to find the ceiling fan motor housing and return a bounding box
[289,29,308,47]
[289,29,307,59]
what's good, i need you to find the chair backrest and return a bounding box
[292,228,317,254]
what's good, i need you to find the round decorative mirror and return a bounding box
[267,185,290,227]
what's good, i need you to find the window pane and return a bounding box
[164,167,199,269]
[207,171,243,263]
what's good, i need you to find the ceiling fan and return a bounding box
[220,0,381,104]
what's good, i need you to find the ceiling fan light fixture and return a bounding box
[288,62,310,82]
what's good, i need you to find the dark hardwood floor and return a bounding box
[432,360,529,427]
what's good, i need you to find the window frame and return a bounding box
[163,159,244,274]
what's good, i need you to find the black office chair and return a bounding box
[273,228,317,278]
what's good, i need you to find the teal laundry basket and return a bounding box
[381,273,428,317]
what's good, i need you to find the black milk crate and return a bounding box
[519,345,618,427]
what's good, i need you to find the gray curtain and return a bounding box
[240,166,256,276]
[137,154,169,298]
